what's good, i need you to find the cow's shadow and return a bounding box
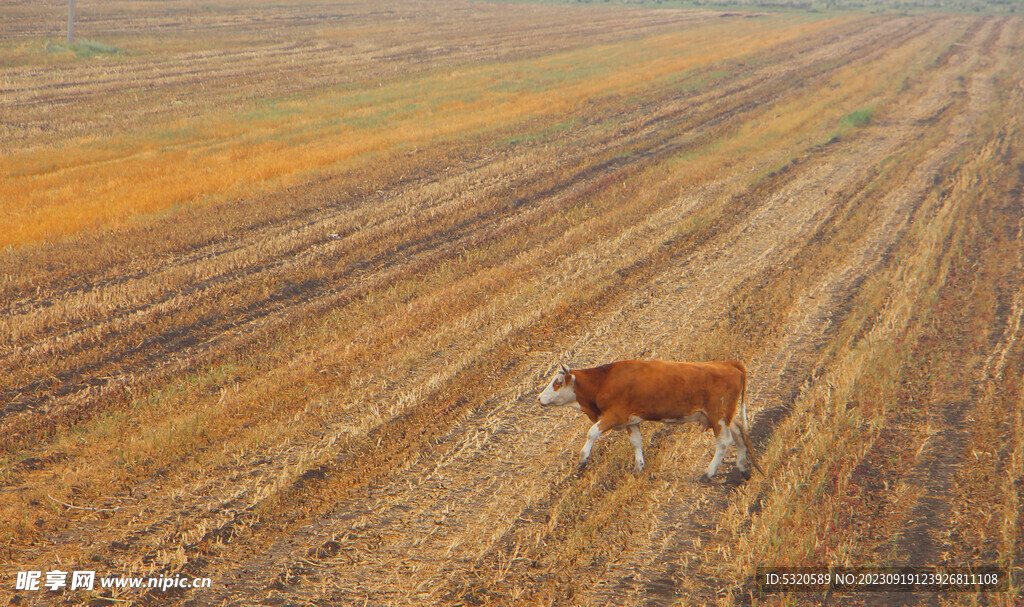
[694,465,751,488]
[720,466,752,487]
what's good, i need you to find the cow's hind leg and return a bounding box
[628,424,644,473]
[702,421,734,481]
[730,418,751,479]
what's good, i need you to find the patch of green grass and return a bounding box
[828,106,875,142]
[841,107,874,128]
[47,39,123,58]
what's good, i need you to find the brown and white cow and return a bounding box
[537,359,762,480]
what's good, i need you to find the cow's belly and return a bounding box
[661,411,709,425]
[629,410,709,427]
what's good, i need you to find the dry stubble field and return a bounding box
[2,0,1023,605]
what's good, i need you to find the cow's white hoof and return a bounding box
[698,473,713,485]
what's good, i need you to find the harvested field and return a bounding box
[1,1,1022,605]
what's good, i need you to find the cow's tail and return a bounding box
[733,360,764,475]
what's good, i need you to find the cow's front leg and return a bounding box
[628,424,645,473]
[578,422,602,468]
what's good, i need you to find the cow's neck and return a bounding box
[573,364,612,422]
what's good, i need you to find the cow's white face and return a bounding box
[538,365,578,407]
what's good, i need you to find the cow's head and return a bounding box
[538,364,577,407]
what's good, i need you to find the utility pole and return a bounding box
[67,0,74,45]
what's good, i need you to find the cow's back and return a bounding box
[597,359,744,422]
